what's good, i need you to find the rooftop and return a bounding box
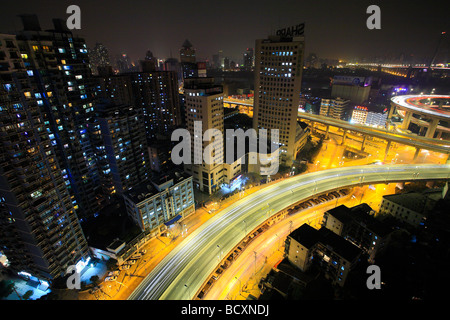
[289,224,361,262]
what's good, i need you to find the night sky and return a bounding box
[1,0,449,64]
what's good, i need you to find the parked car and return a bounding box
[108,271,120,277]
[120,264,130,270]
[140,249,147,254]
[105,276,117,282]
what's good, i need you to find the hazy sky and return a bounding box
[1,0,449,64]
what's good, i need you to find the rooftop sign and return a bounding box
[276,23,305,37]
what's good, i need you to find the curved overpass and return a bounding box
[297,112,450,156]
[128,164,450,300]
[391,95,450,138]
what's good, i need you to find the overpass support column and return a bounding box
[325,125,330,139]
[413,147,421,162]
[437,130,443,139]
[341,129,347,145]
[383,140,391,162]
[361,135,367,152]
[425,118,439,139]
[310,121,315,135]
[401,111,413,130]
[388,103,396,119]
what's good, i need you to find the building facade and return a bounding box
[285,224,361,286]
[0,31,90,282]
[253,34,305,166]
[183,77,225,194]
[123,172,195,233]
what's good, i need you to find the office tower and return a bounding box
[180,39,196,63]
[140,50,158,72]
[13,15,102,220]
[331,76,372,104]
[95,71,182,140]
[180,40,197,81]
[88,42,111,75]
[253,34,306,166]
[164,57,182,84]
[123,171,195,233]
[183,78,225,194]
[116,53,132,73]
[321,97,350,120]
[243,48,254,70]
[224,57,230,70]
[89,104,149,196]
[0,33,89,282]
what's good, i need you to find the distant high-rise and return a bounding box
[89,42,111,75]
[140,50,158,72]
[0,31,89,282]
[180,40,198,80]
[183,78,225,194]
[180,39,196,63]
[89,104,150,196]
[95,71,182,139]
[243,48,254,70]
[253,34,306,165]
[116,53,133,73]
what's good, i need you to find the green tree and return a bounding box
[22,290,34,300]
[90,275,100,287]
[0,280,14,299]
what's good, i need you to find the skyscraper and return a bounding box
[180,40,198,81]
[140,50,158,73]
[95,71,182,140]
[88,42,111,75]
[253,33,306,166]
[12,15,102,220]
[243,48,254,70]
[89,104,150,196]
[183,78,225,194]
[0,31,90,282]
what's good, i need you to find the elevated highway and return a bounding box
[297,112,450,161]
[128,164,450,300]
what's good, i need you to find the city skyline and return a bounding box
[1,0,450,306]
[0,0,449,64]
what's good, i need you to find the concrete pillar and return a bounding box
[425,118,439,139]
[361,135,367,152]
[401,111,413,130]
[388,103,396,119]
[413,147,421,161]
[383,140,391,162]
[310,121,315,135]
[325,125,330,140]
[437,130,443,139]
[341,129,347,145]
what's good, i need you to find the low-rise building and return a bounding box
[123,171,195,234]
[379,188,445,227]
[285,224,361,286]
[322,204,392,262]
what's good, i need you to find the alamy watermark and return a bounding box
[171,121,280,176]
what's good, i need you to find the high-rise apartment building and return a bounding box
[183,78,225,194]
[89,104,149,196]
[320,97,350,121]
[95,71,182,140]
[88,42,111,75]
[12,15,102,220]
[253,34,306,165]
[0,32,90,282]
